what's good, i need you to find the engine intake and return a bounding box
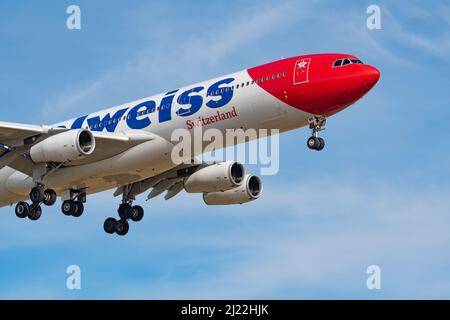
[203,174,262,205]
[184,161,245,193]
[30,129,95,163]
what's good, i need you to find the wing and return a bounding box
[0,121,48,144]
[0,121,162,176]
[0,121,61,175]
[112,160,205,201]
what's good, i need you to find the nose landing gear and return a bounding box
[307,116,326,151]
[307,136,325,151]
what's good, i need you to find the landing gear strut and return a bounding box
[307,116,326,151]
[104,185,144,236]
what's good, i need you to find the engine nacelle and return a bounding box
[184,161,245,193]
[30,129,95,163]
[203,174,262,205]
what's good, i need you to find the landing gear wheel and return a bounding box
[307,136,320,150]
[316,137,325,151]
[15,202,30,219]
[61,200,74,216]
[118,203,132,220]
[43,189,57,206]
[28,205,42,221]
[130,205,144,222]
[72,201,84,217]
[115,219,129,236]
[30,187,45,203]
[104,217,117,234]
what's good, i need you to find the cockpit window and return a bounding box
[333,58,364,67]
[333,59,342,67]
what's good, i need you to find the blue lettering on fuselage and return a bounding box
[87,108,128,132]
[176,86,204,117]
[71,115,88,129]
[126,100,156,129]
[206,78,234,108]
[75,77,235,132]
[158,89,179,123]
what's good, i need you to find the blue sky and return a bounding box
[0,0,449,299]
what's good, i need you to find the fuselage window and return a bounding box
[282,71,287,77]
[277,72,281,78]
[266,76,270,81]
[260,77,264,82]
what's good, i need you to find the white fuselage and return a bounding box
[0,69,311,207]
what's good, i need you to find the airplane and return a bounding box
[0,53,380,236]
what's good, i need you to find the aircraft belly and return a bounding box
[44,136,177,193]
[0,167,32,207]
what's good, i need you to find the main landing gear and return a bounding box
[104,185,144,236]
[307,116,326,151]
[61,190,86,217]
[15,186,57,221]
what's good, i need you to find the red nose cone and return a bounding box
[364,65,380,89]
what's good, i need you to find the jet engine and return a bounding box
[30,129,95,163]
[184,161,245,193]
[203,174,262,205]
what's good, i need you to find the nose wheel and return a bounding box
[307,136,325,151]
[307,116,326,151]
